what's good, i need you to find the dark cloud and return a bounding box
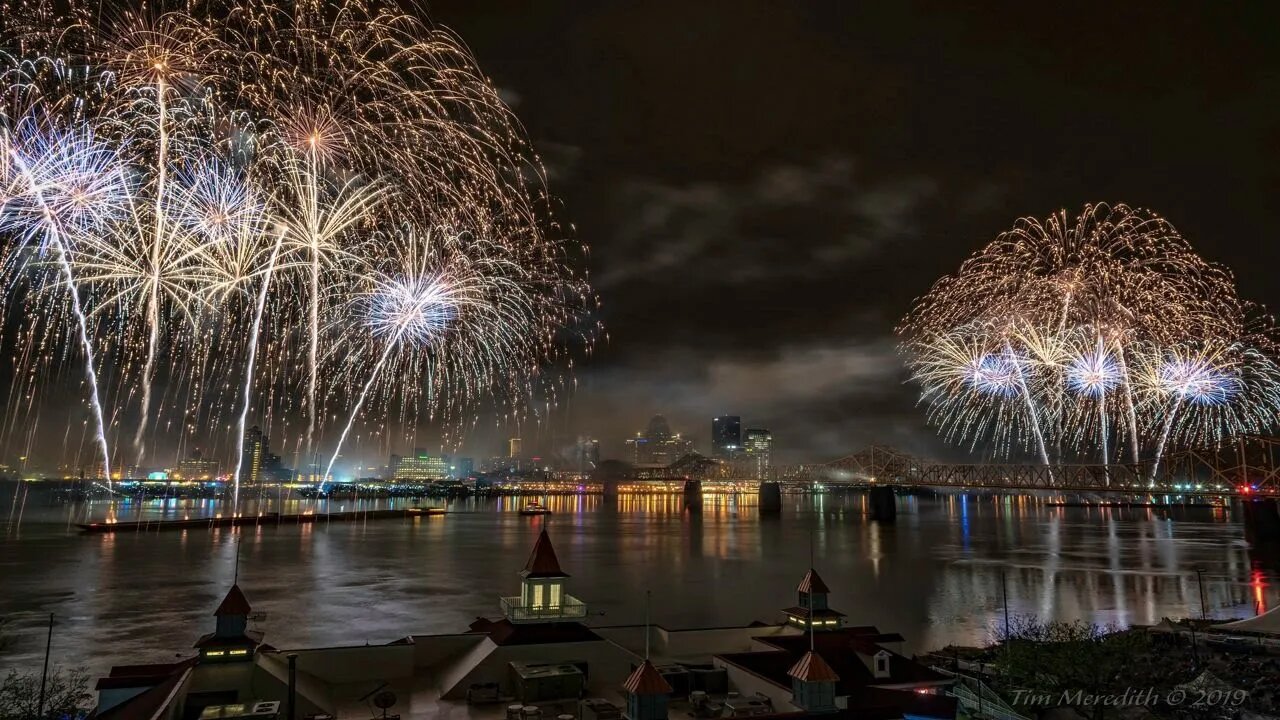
[598,158,938,289]
[418,0,1280,466]
[11,1,1280,470]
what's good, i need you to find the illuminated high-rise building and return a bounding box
[393,448,449,481]
[712,415,742,458]
[242,425,268,485]
[508,437,523,458]
[743,428,773,477]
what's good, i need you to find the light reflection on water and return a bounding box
[0,485,1276,676]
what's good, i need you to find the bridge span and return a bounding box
[802,437,1280,496]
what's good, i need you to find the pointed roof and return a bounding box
[622,659,673,695]
[522,528,568,579]
[214,584,251,616]
[797,568,830,594]
[788,650,840,682]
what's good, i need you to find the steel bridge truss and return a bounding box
[809,437,1280,495]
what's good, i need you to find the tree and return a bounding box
[0,667,93,720]
[997,617,1150,720]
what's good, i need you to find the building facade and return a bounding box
[712,415,742,458]
[743,428,773,478]
[392,448,450,481]
[242,426,267,485]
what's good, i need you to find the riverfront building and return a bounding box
[88,529,956,720]
[392,449,451,481]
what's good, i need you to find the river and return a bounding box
[1,485,1276,676]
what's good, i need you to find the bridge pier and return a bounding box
[602,479,618,502]
[869,485,897,522]
[758,481,782,514]
[1242,498,1280,543]
[683,479,702,512]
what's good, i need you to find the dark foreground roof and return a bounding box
[468,618,601,646]
[90,659,196,720]
[755,629,947,690]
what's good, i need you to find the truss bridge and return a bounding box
[803,438,1280,496]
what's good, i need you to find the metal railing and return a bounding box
[500,595,588,623]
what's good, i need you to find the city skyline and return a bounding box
[3,2,1280,474]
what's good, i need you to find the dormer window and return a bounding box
[874,650,891,678]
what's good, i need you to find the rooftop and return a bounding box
[521,528,568,579]
[622,659,674,695]
[796,568,830,595]
[213,584,251,616]
[720,627,946,695]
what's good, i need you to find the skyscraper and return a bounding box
[712,416,742,458]
[508,437,523,458]
[242,425,268,485]
[743,428,773,477]
[626,415,693,466]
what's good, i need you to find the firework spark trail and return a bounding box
[1148,394,1184,483]
[232,226,286,511]
[1004,340,1052,470]
[2,130,112,484]
[306,149,319,461]
[321,332,398,488]
[133,71,170,462]
[1114,344,1141,464]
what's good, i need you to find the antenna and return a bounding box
[808,570,815,652]
[644,589,651,660]
[234,537,242,585]
[808,526,815,652]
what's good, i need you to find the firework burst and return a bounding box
[899,203,1280,473]
[0,0,597,498]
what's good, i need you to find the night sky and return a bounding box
[423,1,1280,464]
[2,2,1279,471]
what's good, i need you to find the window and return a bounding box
[205,650,225,657]
[229,649,249,656]
[533,584,544,608]
[550,583,562,609]
[875,652,890,677]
